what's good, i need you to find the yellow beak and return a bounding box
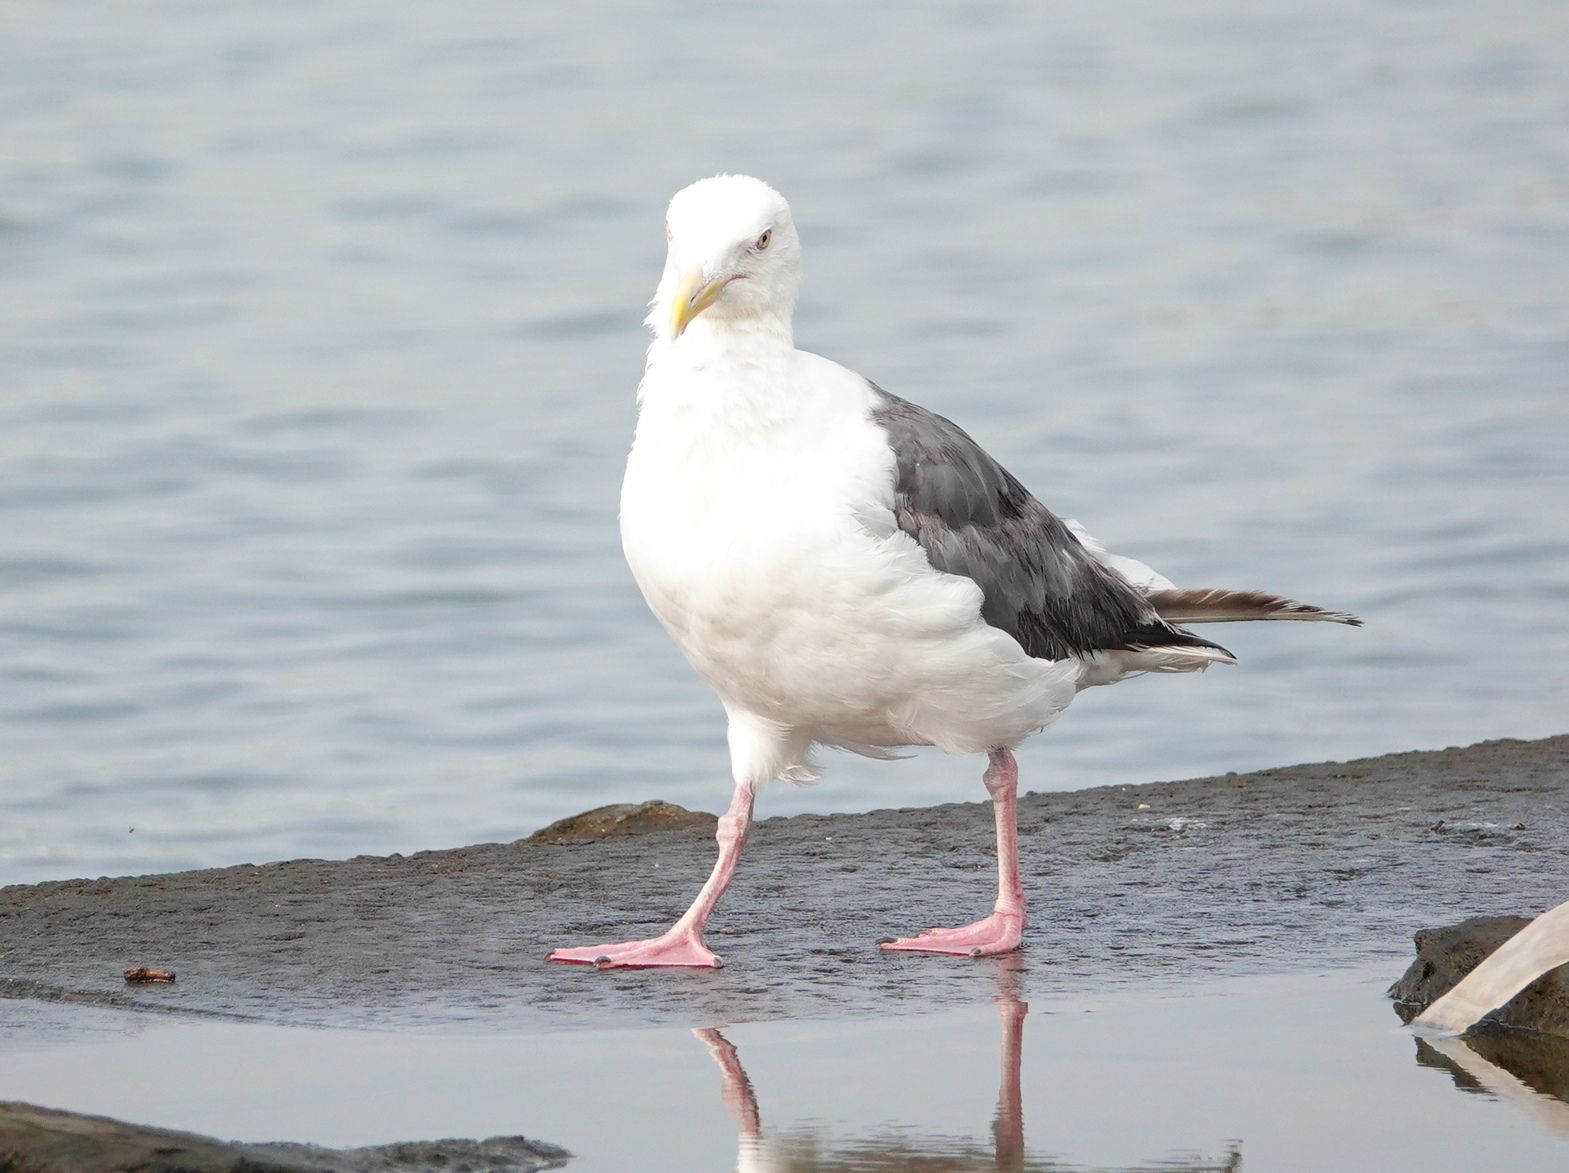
[669,267,728,338]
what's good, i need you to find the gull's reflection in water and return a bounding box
[696,959,1242,1173]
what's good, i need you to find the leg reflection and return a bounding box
[992,954,1028,1172]
[695,1027,762,1139]
[695,962,1031,1170]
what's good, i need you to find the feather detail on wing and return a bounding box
[1147,588,1362,626]
[1063,519,1174,592]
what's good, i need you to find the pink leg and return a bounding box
[880,748,1026,957]
[548,783,754,969]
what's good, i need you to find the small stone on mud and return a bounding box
[123,966,175,983]
[522,800,716,845]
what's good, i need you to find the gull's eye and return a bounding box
[754,229,772,251]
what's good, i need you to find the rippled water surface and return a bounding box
[3,1,1567,884]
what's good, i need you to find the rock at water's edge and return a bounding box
[1389,914,1569,1038]
[0,1100,570,1173]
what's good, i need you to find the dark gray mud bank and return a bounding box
[1,736,1565,1032]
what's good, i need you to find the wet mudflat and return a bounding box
[2,736,1565,1031]
[2,736,1568,1170]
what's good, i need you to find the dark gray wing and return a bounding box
[868,384,1226,662]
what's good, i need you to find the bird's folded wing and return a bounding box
[868,385,1224,664]
[1064,519,1175,592]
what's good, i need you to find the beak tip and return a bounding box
[668,267,721,340]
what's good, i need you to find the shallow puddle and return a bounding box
[3,967,1566,1170]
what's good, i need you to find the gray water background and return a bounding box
[3,1,1567,885]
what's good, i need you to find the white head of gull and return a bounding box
[549,175,1360,969]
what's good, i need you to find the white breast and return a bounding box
[622,344,1078,767]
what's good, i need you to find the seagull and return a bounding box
[549,175,1358,969]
